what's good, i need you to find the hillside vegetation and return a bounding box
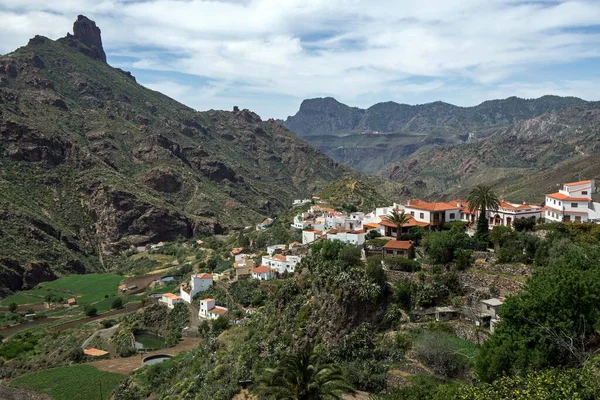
[0,16,365,294]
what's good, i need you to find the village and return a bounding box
[150,179,599,335]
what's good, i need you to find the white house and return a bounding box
[544,180,600,223]
[326,229,366,246]
[160,292,182,309]
[180,273,213,303]
[252,266,275,281]
[266,244,287,256]
[199,298,229,320]
[291,214,311,229]
[302,229,323,245]
[488,201,542,227]
[292,199,311,207]
[480,297,504,333]
[261,254,303,274]
[404,199,462,227]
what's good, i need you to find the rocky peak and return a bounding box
[63,15,107,63]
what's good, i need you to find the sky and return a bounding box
[1,0,600,119]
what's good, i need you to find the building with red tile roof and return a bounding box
[544,179,600,223]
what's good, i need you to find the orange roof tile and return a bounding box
[380,215,430,228]
[211,306,228,316]
[252,266,271,273]
[231,248,244,255]
[383,240,414,250]
[363,223,380,230]
[273,254,287,261]
[201,298,215,302]
[406,199,460,212]
[546,193,590,202]
[84,348,109,357]
[197,273,212,279]
[564,180,592,186]
[499,201,539,211]
[163,292,180,300]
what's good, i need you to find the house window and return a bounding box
[419,213,424,219]
[575,216,582,222]
[410,211,414,216]
[449,213,456,219]
[571,203,578,208]
[553,200,556,205]
[559,202,561,206]
[582,191,588,195]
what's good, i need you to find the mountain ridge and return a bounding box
[0,16,369,294]
[280,95,588,172]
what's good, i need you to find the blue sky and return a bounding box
[1,0,600,119]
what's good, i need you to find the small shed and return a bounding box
[67,298,77,306]
[435,306,460,321]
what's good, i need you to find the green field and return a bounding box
[1,274,123,307]
[9,364,125,400]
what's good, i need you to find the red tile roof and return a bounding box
[231,248,244,255]
[499,201,539,211]
[363,223,380,230]
[406,199,460,212]
[163,293,180,300]
[380,215,430,228]
[383,240,414,250]
[273,254,287,261]
[211,306,228,316]
[84,348,109,357]
[564,180,592,186]
[546,193,590,202]
[252,266,271,273]
[197,273,212,279]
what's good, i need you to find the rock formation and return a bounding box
[72,15,107,63]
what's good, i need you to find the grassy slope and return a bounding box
[9,364,124,400]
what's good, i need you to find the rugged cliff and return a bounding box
[281,96,588,172]
[0,16,352,294]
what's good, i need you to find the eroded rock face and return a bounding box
[1,121,67,164]
[22,261,58,290]
[142,167,183,193]
[89,187,194,252]
[72,15,106,63]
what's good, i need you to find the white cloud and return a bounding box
[0,0,599,117]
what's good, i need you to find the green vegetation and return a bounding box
[467,185,500,244]
[257,346,355,399]
[9,364,124,400]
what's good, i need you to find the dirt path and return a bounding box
[90,337,201,375]
[0,317,59,338]
[81,324,121,350]
[49,302,141,332]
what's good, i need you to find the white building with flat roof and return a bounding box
[544,180,600,223]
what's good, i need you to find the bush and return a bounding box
[513,217,536,232]
[383,256,421,272]
[395,279,418,311]
[413,332,470,378]
[84,306,97,317]
[212,316,230,334]
[8,302,17,313]
[101,319,114,329]
[112,297,124,309]
[453,249,472,270]
[366,230,382,239]
[69,346,84,362]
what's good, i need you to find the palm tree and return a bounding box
[467,185,500,242]
[387,209,409,240]
[257,347,355,400]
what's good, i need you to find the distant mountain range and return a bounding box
[280,96,588,172]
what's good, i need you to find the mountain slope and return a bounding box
[0,16,352,294]
[382,102,600,201]
[281,96,588,172]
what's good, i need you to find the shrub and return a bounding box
[414,332,470,378]
[513,217,536,232]
[383,256,421,272]
[101,319,114,329]
[8,302,17,313]
[453,248,472,270]
[69,346,84,362]
[112,297,124,309]
[366,230,382,239]
[84,306,97,317]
